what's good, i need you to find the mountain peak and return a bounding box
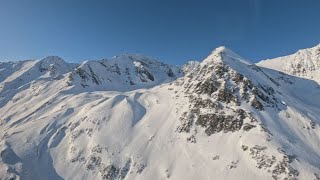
[202,46,251,67]
[210,46,230,55]
[40,56,65,63]
[38,56,68,69]
[67,54,182,91]
[1,46,320,180]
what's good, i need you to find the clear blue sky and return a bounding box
[0,0,320,64]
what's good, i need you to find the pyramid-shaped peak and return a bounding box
[211,46,229,54]
[211,46,245,59]
[204,46,251,66]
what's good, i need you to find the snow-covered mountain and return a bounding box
[258,44,320,83]
[0,47,320,180]
[65,54,181,91]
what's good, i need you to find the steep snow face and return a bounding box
[257,44,320,83]
[66,54,182,91]
[0,56,77,109]
[38,56,76,77]
[1,48,320,180]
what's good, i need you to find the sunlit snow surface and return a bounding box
[0,48,320,180]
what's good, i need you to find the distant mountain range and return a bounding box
[1,45,320,180]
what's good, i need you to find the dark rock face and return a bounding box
[214,63,229,78]
[102,165,119,180]
[272,162,299,179]
[250,145,277,171]
[135,67,154,82]
[246,145,299,180]
[196,113,243,136]
[212,155,220,160]
[251,98,264,111]
[75,68,89,80]
[241,145,249,151]
[310,121,316,129]
[243,123,256,131]
[174,54,303,179]
[176,90,249,137]
[86,155,102,170]
[228,161,238,169]
[239,78,279,110]
[232,73,244,83]
[236,109,246,120]
[194,78,220,95]
[166,68,175,77]
[176,56,280,138]
[74,65,103,85]
[191,96,222,110]
[217,87,240,105]
[177,112,194,133]
[88,65,102,85]
[187,135,197,143]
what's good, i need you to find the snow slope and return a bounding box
[0,47,320,180]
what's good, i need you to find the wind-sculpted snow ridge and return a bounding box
[0,47,320,180]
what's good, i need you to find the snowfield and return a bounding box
[0,46,320,180]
